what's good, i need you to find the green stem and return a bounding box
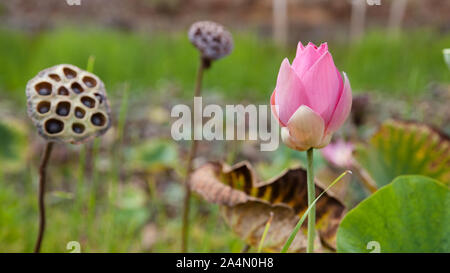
[280,170,351,253]
[86,55,96,73]
[306,148,315,253]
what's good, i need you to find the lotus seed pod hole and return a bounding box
[37,101,51,114]
[83,76,97,88]
[91,112,106,127]
[72,123,85,134]
[81,96,95,108]
[35,82,52,96]
[71,82,84,94]
[63,67,77,79]
[75,107,86,119]
[49,74,61,82]
[56,101,71,117]
[44,118,64,134]
[58,87,69,96]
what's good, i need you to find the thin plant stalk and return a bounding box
[257,212,274,253]
[241,244,251,253]
[77,55,96,204]
[181,57,206,252]
[34,141,54,253]
[75,55,98,235]
[88,138,101,214]
[116,83,130,146]
[86,55,96,73]
[111,83,129,201]
[281,170,351,253]
[103,83,129,244]
[77,145,86,199]
[306,148,315,253]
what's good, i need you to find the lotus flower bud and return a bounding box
[188,21,233,66]
[26,64,111,144]
[271,42,352,151]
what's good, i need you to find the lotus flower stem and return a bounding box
[181,57,206,252]
[281,170,351,253]
[34,141,54,253]
[306,148,316,253]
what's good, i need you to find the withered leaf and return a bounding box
[189,161,346,252]
[355,119,450,187]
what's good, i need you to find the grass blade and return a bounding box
[257,212,274,253]
[280,170,352,253]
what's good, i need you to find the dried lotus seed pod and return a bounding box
[188,21,233,62]
[26,64,111,144]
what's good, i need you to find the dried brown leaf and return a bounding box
[189,161,346,252]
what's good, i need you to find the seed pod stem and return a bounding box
[181,56,206,252]
[201,57,212,70]
[34,141,54,253]
[182,21,233,252]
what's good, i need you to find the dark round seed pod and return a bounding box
[188,21,233,64]
[351,94,370,127]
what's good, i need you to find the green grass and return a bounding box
[0,111,245,252]
[0,27,448,105]
[0,162,243,252]
[332,30,450,96]
[0,27,284,103]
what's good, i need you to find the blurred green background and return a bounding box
[1,28,449,103]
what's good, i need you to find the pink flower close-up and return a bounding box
[271,42,352,151]
[321,140,354,169]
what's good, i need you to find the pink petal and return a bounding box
[287,105,325,149]
[270,89,284,126]
[317,42,328,55]
[274,58,309,125]
[326,72,352,134]
[306,42,318,49]
[281,127,309,151]
[301,52,342,125]
[292,43,323,78]
[320,139,354,167]
[316,133,332,149]
[296,41,305,54]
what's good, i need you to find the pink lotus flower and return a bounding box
[271,42,352,151]
[321,140,354,169]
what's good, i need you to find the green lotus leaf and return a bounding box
[337,175,450,253]
[355,120,450,187]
